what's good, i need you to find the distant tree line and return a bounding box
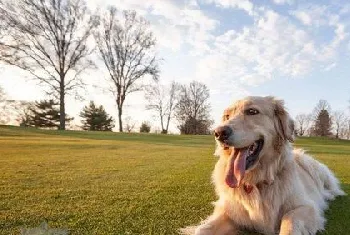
[0,0,158,132]
[294,99,350,139]
[17,100,112,131]
[0,0,216,135]
[0,0,214,135]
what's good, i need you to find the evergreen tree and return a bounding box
[140,122,151,133]
[314,109,332,136]
[28,100,72,129]
[80,101,114,131]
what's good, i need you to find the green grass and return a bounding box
[0,125,349,235]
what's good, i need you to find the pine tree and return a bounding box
[139,122,151,133]
[80,101,114,131]
[314,109,332,136]
[28,100,72,129]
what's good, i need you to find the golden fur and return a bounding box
[181,96,345,235]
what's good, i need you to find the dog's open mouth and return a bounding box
[225,139,264,188]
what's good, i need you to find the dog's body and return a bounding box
[182,96,344,235]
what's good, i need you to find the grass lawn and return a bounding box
[0,125,349,235]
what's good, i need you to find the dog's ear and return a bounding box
[273,99,294,142]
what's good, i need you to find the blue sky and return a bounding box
[1,0,349,131]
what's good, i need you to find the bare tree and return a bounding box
[0,98,32,125]
[16,101,35,127]
[124,116,136,133]
[175,81,213,135]
[0,6,6,42]
[94,7,159,132]
[0,87,10,123]
[345,118,350,140]
[145,81,180,134]
[332,111,346,139]
[295,114,312,136]
[0,87,7,124]
[0,0,99,130]
[0,86,5,106]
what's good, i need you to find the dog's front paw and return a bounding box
[194,223,214,235]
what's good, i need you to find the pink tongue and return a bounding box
[225,148,249,188]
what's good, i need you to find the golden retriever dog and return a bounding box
[181,96,345,235]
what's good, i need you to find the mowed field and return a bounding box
[0,125,349,235]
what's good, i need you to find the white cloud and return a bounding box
[240,74,271,86]
[88,0,218,53]
[195,7,347,89]
[196,10,311,85]
[289,5,348,62]
[323,62,336,71]
[290,11,312,25]
[150,23,184,51]
[290,5,337,28]
[272,0,294,5]
[201,0,254,15]
[147,1,218,53]
[340,4,350,15]
[333,23,347,46]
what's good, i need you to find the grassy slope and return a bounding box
[0,126,349,235]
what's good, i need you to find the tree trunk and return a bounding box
[118,106,123,132]
[165,115,171,134]
[59,81,65,130]
[336,127,339,139]
[160,114,165,133]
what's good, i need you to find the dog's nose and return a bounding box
[214,126,232,141]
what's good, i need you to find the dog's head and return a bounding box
[214,96,294,188]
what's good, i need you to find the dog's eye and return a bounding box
[245,108,259,115]
[224,114,230,120]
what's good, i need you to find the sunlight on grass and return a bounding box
[0,126,349,234]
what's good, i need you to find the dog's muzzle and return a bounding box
[214,125,232,142]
